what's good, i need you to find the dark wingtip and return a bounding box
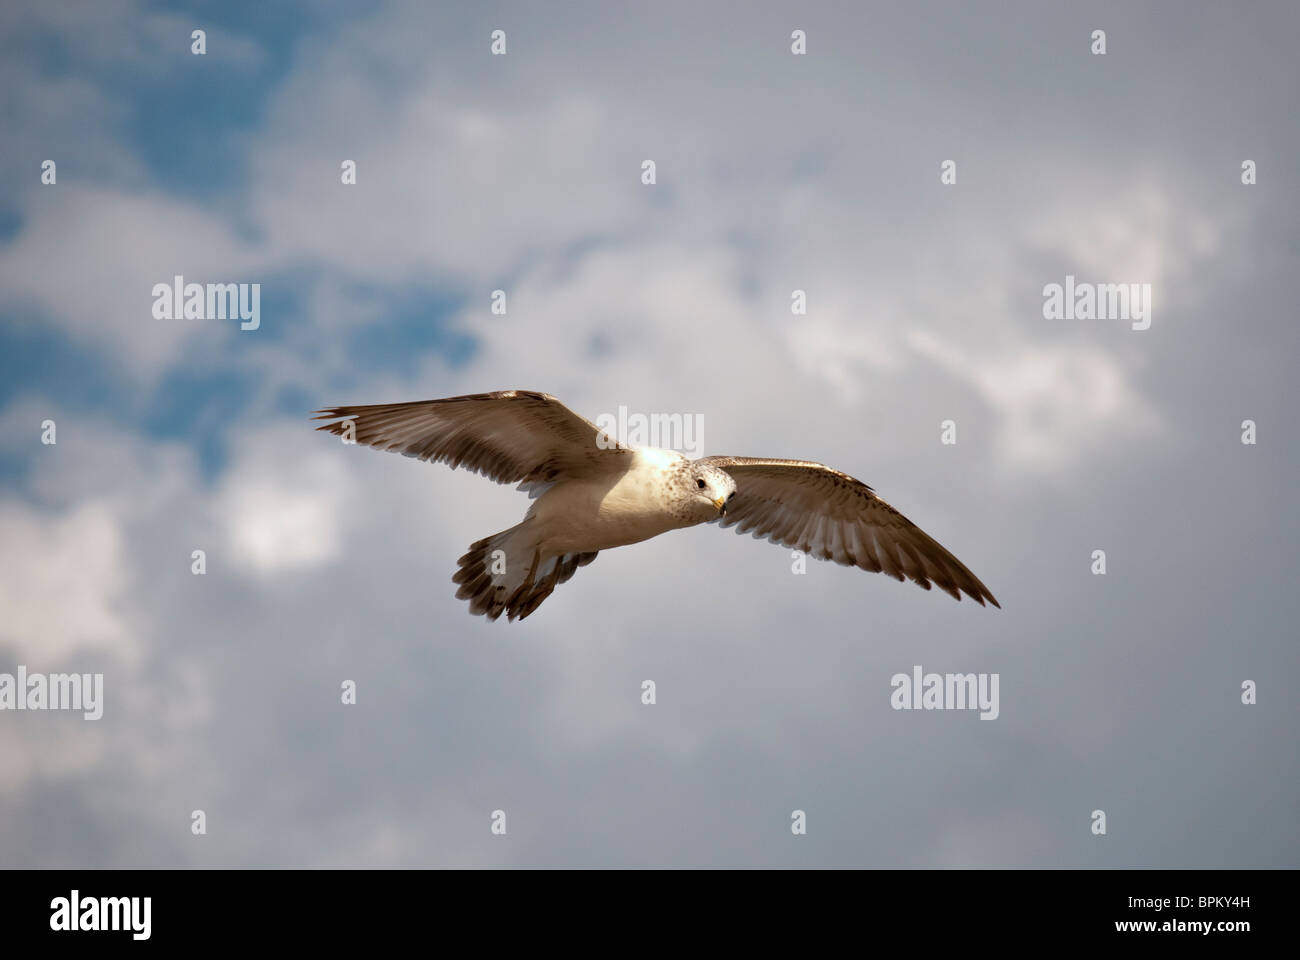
[957,586,1000,609]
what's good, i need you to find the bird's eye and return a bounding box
[696,478,706,489]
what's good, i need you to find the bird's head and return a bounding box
[684,461,737,520]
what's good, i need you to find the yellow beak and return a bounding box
[713,496,727,514]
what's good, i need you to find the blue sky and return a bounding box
[1,1,479,467]
[1,0,1297,867]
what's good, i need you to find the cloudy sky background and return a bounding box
[1,0,1296,867]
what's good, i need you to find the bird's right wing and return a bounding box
[313,390,630,488]
[700,456,999,607]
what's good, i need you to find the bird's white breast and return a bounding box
[529,447,690,553]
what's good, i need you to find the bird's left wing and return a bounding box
[312,390,630,487]
[699,456,999,607]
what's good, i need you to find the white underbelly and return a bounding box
[529,464,685,554]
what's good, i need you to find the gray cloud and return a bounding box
[0,0,1296,868]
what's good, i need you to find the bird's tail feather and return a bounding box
[453,524,598,622]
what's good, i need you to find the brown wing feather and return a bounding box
[312,390,628,486]
[701,456,999,607]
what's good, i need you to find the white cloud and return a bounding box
[0,500,129,663]
[0,719,108,794]
[0,186,263,382]
[907,329,1159,469]
[216,426,355,577]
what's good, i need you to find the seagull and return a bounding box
[313,390,999,620]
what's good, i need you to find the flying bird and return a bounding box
[313,390,999,620]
